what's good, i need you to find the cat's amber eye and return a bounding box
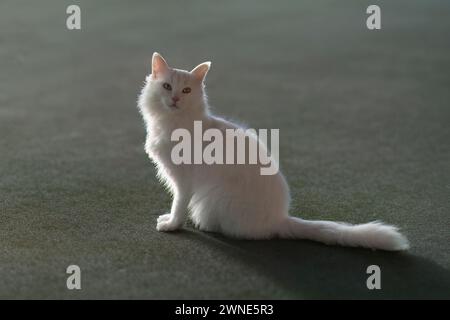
[182,87,191,94]
[162,83,172,91]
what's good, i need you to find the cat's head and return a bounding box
[140,52,211,118]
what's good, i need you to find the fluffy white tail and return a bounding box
[278,217,409,251]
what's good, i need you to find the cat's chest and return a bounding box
[145,131,175,159]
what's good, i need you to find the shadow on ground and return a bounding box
[171,228,450,299]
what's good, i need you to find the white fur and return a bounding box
[137,52,410,251]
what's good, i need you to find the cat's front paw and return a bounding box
[156,216,182,232]
[157,213,172,223]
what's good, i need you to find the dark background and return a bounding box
[1,0,449,298]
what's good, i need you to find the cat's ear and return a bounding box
[151,52,169,79]
[190,62,211,82]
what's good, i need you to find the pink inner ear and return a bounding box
[152,55,169,78]
[193,67,205,80]
[191,62,210,81]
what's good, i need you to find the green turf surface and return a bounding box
[1,0,449,298]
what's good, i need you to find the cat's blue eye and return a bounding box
[162,83,172,91]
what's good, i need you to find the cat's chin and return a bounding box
[168,104,179,110]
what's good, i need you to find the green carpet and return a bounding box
[1,0,449,298]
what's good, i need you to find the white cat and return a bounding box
[138,52,409,251]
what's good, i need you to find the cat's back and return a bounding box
[207,115,242,132]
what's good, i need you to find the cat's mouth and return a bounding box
[169,103,179,109]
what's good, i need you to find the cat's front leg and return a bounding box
[156,192,190,232]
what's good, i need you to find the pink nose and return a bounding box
[172,96,180,102]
